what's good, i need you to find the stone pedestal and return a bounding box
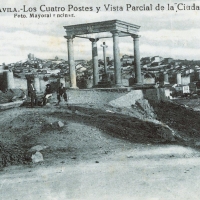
[129,77,135,86]
[97,73,111,88]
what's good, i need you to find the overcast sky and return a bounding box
[1,0,200,64]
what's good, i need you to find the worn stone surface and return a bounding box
[67,89,128,105]
[58,121,64,128]
[31,152,44,163]
[109,90,144,107]
[135,99,156,119]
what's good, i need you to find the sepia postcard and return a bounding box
[1,0,200,200]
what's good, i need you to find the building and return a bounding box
[151,56,163,63]
[28,53,34,60]
[121,55,134,66]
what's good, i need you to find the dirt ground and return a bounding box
[0,103,172,168]
[1,98,200,199]
[150,99,200,146]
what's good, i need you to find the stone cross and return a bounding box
[101,42,108,74]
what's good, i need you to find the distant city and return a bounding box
[1,53,200,98]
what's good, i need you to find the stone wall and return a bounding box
[67,88,170,105]
[109,90,143,107]
[67,89,129,105]
[143,89,158,102]
[143,88,169,102]
[14,78,27,90]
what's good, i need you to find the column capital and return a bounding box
[89,38,99,42]
[111,30,121,36]
[131,35,141,40]
[64,35,75,40]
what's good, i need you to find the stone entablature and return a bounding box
[64,20,140,38]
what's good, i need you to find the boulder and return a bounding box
[31,152,44,163]
[58,121,64,128]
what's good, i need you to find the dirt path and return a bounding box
[0,144,200,200]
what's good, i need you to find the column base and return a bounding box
[131,83,144,90]
[163,81,170,85]
[134,82,143,85]
[114,84,123,88]
[70,86,79,90]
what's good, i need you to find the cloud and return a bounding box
[140,44,200,60]
[1,0,200,63]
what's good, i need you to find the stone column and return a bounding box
[132,35,142,84]
[89,38,99,86]
[101,42,108,74]
[111,31,122,86]
[65,36,78,89]
[177,73,181,85]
